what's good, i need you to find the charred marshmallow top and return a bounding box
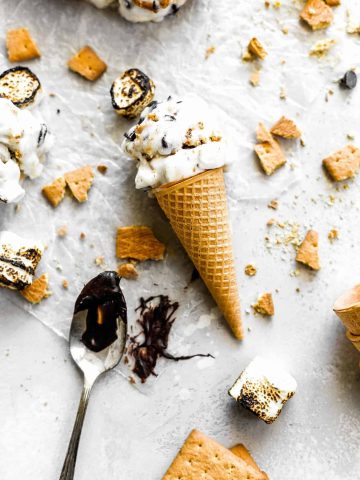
[228,356,297,424]
[0,98,52,203]
[122,95,228,189]
[118,0,188,23]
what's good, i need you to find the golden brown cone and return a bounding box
[333,284,360,335]
[154,168,243,339]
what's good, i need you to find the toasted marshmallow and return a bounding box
[0,98,53,198]
[118,0,187,23]
[0,231,44,290]
[111,69,155,118]
[0,67,42,109]
[228,356,297,424]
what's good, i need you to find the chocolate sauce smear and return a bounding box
[75,271,127,353]
[128,295,213,383]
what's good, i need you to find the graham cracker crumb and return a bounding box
[268,199,279,210]
[80,232,86,240]
[97,164,108,174]
[57,225,68,238]
[205,46,216,60]
[245,264,257,276]
[6,28,41,62]
[328,229,339,242]
[253,293,274,316]
[300,0,333,30]
[271,117,301,139]
[117,263,138,279]
[250,69,261,87]
[309,38,336,57]
[20,274,51,304]
[248,37,268,60]
[68,46,107,81]
[42,177,66,208]
[95,256,105,266]
[62,279,69,289]
[116,226,165,261]
[323,145,360,181]
[296,230,320,270]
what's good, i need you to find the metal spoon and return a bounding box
[59,271,127,480]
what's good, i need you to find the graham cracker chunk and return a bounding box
[296,230,320,270]
[230,444,269,480]
[117,263,138,279]
[271,116,301,139]
[253,293,274,316]
[6,28,41,62]
[68,46,107,81]
[255,123,287,175]
[21,273,50,304]
[64,165,94,202]
[323,145,360,181]
[162,430,265,480]
[42,177,66,207]
[300,0,333,30]
[116,226,165,261]
[248,38,268,60]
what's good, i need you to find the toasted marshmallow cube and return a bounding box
[0,231,44,290]
[228,356,297,424]
[110,69,155,118]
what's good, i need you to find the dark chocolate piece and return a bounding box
[75,271,127,353]
[340,71,357,90]
[128,295,213,382]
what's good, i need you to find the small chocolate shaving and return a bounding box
[128,295,213,382]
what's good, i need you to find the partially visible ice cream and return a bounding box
[0,231,44,290]
[122,95,228,189]
[0,98,53,203]
[229,356,297,424]
[119,0,187,23]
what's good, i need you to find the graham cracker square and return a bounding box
[42,177,66,207]
[64,165,94,202]
[162,430,265,480]
[323,145,360,181]
[68,46,107,81]
[6,28,41,62]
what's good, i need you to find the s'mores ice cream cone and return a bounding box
[334,284,360,353]
[122,95,243,339]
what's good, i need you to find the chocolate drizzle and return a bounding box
[75,271,127,353]
[128,295,213,382]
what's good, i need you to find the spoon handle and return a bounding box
[59,379,94,480]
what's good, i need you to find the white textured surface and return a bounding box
[0,0,360,479]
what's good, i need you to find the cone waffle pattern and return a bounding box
[155,168,243,339]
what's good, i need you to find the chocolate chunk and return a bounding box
[340,71,357,90]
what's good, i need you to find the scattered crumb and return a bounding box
[117,263,138,279]
[244,264,257,276]
[309,38,336,57]
[62,279,69,289]
[296,230,320,271]
[323,145,360,181]
[68,46,107,81]
[268,199,279,210]
[282,26,289,34]
[20,274,51,304]
[80,232,86,240]
[205,46,216,60]
[116,226,165,261]
[300,0,333,31]
[253,293,274,316]
[267,218,276,226]
[279,87,287,100]
[95,256,105,266]
[248,37,268,60]
[129,376,136,385]
[328,229,339,242]
[97,164,108,174]
[271,117,301,139]
[250,69,261,87]
[346,10,360,35]
[57,225,68,238]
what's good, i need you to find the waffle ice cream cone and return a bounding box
[154,167,243,339]
[334,284,360,356]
